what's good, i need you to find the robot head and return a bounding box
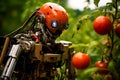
[37,2,69,36]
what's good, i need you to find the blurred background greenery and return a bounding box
[0,0,120,80]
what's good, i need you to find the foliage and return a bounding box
[1,0,120,80]
[0,0,27,35]
[64,0,120,80]
[59,0,120,80]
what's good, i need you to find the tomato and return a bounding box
[72,52,90,69]
[93,16,112,35]
[94,61,109,75]
[106,74,112,80]
[115,23,120,38]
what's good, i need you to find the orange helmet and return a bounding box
[37,2,68,34]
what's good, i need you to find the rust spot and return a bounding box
[49,6,52,9]
[47,12,49,15]
[54,9,58,12]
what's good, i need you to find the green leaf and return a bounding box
[83,67,99,75]
[79,15,90,21]
[86,0,90,3]
[94,0,100,7]
[108,60,115,72]
[69,43,89,48]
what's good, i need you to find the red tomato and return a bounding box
[94,61,109,75]
[106,74,112,80]
[115,23,120,38]
[93,16,112,35]
[72,52,90,69]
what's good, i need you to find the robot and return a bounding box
[0,2,76,80]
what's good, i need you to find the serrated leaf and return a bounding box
[94,0,100,7]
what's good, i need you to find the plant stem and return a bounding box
[109,0,118,59]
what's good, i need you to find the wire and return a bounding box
[4,8,40,37]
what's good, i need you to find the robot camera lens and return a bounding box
[51,20,58,28]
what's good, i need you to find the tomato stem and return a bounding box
[101,55,104,62]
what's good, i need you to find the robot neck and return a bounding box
[34,26,56,44]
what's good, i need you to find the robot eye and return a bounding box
[51,20,58,28]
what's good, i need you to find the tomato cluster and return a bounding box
[72,52,90,70]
